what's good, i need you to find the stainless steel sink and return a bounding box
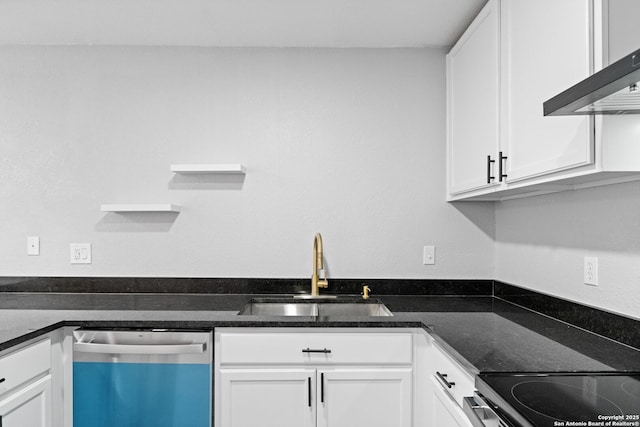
[238,299,393,317]
[239,302,318,316]
[318,303,392,317]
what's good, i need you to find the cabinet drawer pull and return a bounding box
[487,155,495,183]
[308,377,312,407]
[436,371,455,389]
[302,348,332,354]
[0,378,5,384]
[498,151,508,182]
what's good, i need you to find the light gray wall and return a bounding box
[0,46,495,279]
[2,45,637,320]
[495,181,640,319]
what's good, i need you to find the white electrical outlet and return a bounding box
[584,256,598,286]
[27,236,40,256]
[70,243,92,264]
[423,246,435,265]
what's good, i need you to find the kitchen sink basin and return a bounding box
[317,302,392,317]
[238,298,393,317]
[239,302,317,316]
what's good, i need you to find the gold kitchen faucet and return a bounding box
[311,233,328,297]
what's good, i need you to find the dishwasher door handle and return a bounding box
[73,342,205,355]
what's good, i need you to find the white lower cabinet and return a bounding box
[318,369,412,427]
[220,369,316,427]
[0,339,52,427]
[426,342,475,427]
[220,367,412,427]
[429,376,472,427]
[414,330,476,427]
[0,375,52,427]
[215,328,414,427]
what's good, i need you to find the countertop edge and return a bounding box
[0,316,429,351]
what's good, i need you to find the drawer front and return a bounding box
[431,342,474,408]
[0,339,51,396]
[219,332,413,365]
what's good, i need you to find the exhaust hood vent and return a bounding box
[544,48,640,116]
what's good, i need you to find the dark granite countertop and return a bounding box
[0,292,638,374]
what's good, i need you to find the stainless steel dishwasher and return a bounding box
[73,329,212,427]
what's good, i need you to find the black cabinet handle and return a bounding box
[487,155,495,183]
[498,151,508,182]
[307,377,312,407]
[320,372,325,403]
[436,371,455,389]
[0,378,5,384]
[302,348,331,354]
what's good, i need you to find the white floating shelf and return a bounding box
[170,163,246,174]
[100,204,181,213]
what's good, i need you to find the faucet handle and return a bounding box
[362,285,371,299]
[317,269,328,288]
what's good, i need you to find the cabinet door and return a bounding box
[430,377,472,427]
[219,369,315,427]
[501,0,593,182]
[605,0,640,63]
[447,0,501,196]
[0,375,52,427]
[317,369,412,427]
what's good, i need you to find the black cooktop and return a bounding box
[476,372,640,427]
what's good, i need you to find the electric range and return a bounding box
[464,372,640,427]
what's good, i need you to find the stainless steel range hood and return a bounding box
[544,48,640,116]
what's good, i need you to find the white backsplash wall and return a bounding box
[495,181,640,319]
[0,46,495,279]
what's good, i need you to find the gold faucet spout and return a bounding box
[311,233,328,297]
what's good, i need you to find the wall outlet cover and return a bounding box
[70,243,92,264]
[27,236,40,256]
[423,245,435,265]
[584,256,598,286]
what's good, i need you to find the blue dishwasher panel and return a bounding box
[73,361,210,427]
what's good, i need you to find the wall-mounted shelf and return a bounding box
[100,204,181,213]
[170,164,246,174]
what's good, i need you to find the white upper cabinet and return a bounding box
[447,0,501,196]
[500,0,593,183]
[447,0,640,201]
[604,0,640,63]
